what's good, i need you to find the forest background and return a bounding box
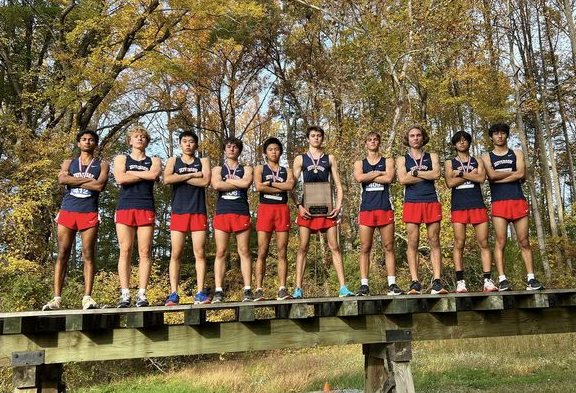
[1,0,576,311]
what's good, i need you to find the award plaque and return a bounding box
[303,182,333,216]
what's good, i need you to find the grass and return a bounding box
[69,333,576,392]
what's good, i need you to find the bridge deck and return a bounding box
[1,289,576,367]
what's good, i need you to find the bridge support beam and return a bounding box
[13,364,64,393]
[364,341,415,393]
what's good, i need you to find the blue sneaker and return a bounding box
[339,285,354,297]
[292,287,304,299]
[194,290,211,304]
[165,292,179,306]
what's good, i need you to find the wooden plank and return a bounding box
[184,309,205,325]
[65,314,120,331]
[126,312,164,328]
[427,297,456,313]
[288,304,308,319]
[550,292,576,307]
[513,293,550,309]
[471,295,504,311]
[235,306,255,322]
[314,303,336,317]
[363,343,389,393]
[3,317,37,335]
[359,299,380,315]
[337,300,359,317]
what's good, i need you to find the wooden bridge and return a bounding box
[2,289,576,392]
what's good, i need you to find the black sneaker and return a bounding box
[356,285,369,296]
[387,284,404,295]
[212,291,224,303]
[242,289,254,302]
[430,279,448,295]
[408,280,421,295]
[117,294,131,308]
[277,288,292,300]
[253,288,265,301]
[499,279,512,291]
[526,278,543,290]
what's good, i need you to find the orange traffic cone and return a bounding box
[323,381,331,392]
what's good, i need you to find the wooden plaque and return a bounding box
[303,182,333,216]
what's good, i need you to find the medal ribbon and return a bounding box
[78,157,95,177]
[307,151,324,173]
[408,151,425,170]
[224,162,240,179]
[265,162,281,182]
[455,155,472,173]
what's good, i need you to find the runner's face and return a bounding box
[366,136,380,151]
[265,144,281,163]
[491,130,508,146]
[224,143,240,159]
[408,129,423,149]
[77,135,97,153]
[455,137,470,153]
[307,131,324,148]
[130,132,149,149]
[180,136,197,155]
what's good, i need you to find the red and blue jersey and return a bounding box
[302,153,330,183]
[116,155,155,212]
[450,156,485,211]
[403,152,438,203]
[488,149,525,202]
[359,157,392,212]
[61,158,101,213]
[215,164,249,216]
[259,164,288,205]
[171,157,206,215]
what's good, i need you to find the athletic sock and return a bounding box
[244,286,251,291]
[456,270,465,281]
[387,276,396,286]
[121,288,130,297]
[138,288,146,296]
[498,275,507,283]
[215,287,223,293]
[527,273,535,281]
[483,272,492,280]
[360,278,369,286]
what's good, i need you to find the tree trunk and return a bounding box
[563,0,576,70]
[506,0,551,279]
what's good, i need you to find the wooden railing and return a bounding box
[2,289,576,393]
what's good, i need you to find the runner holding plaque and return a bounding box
[291,126,353,299]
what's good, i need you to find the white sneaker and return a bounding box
[82,296,99,310]
[483,279,499,292]
[42,297,62,311]
[456,280,468,293]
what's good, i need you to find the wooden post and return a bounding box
[363,341,415,393]
[13,364,64,392]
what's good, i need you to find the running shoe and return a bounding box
[253,288,265,301]
[292,287,304,299]
[356,285,370,296]
[82,296,99,310]
[456,280,468,293]
[117,293,131,308]
[499,279,512,292]
[338,285,354,297]
[242,289,254,302]
[430,279,448,295]
[212,291,224,303]
[526,278,543,290]
[135,293,149,307]
[387,284,404,295]
[165,292,180,306]
[483,279,499,292]
[277,288,292,300]
[42,297,62,311]
[408,280,422,295]
[194,290,211,304]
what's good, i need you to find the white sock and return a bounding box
[361,278,369,286]
[121,288,130,296]
[83,295,91,300]
[215,287,223,293]
[279,286,286,290]
[53,296,62,301]
[498,275,507,283]
[527,273,535,281]
[138,288,146,296]
[388,276,396,286]
[244,286,251,291]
